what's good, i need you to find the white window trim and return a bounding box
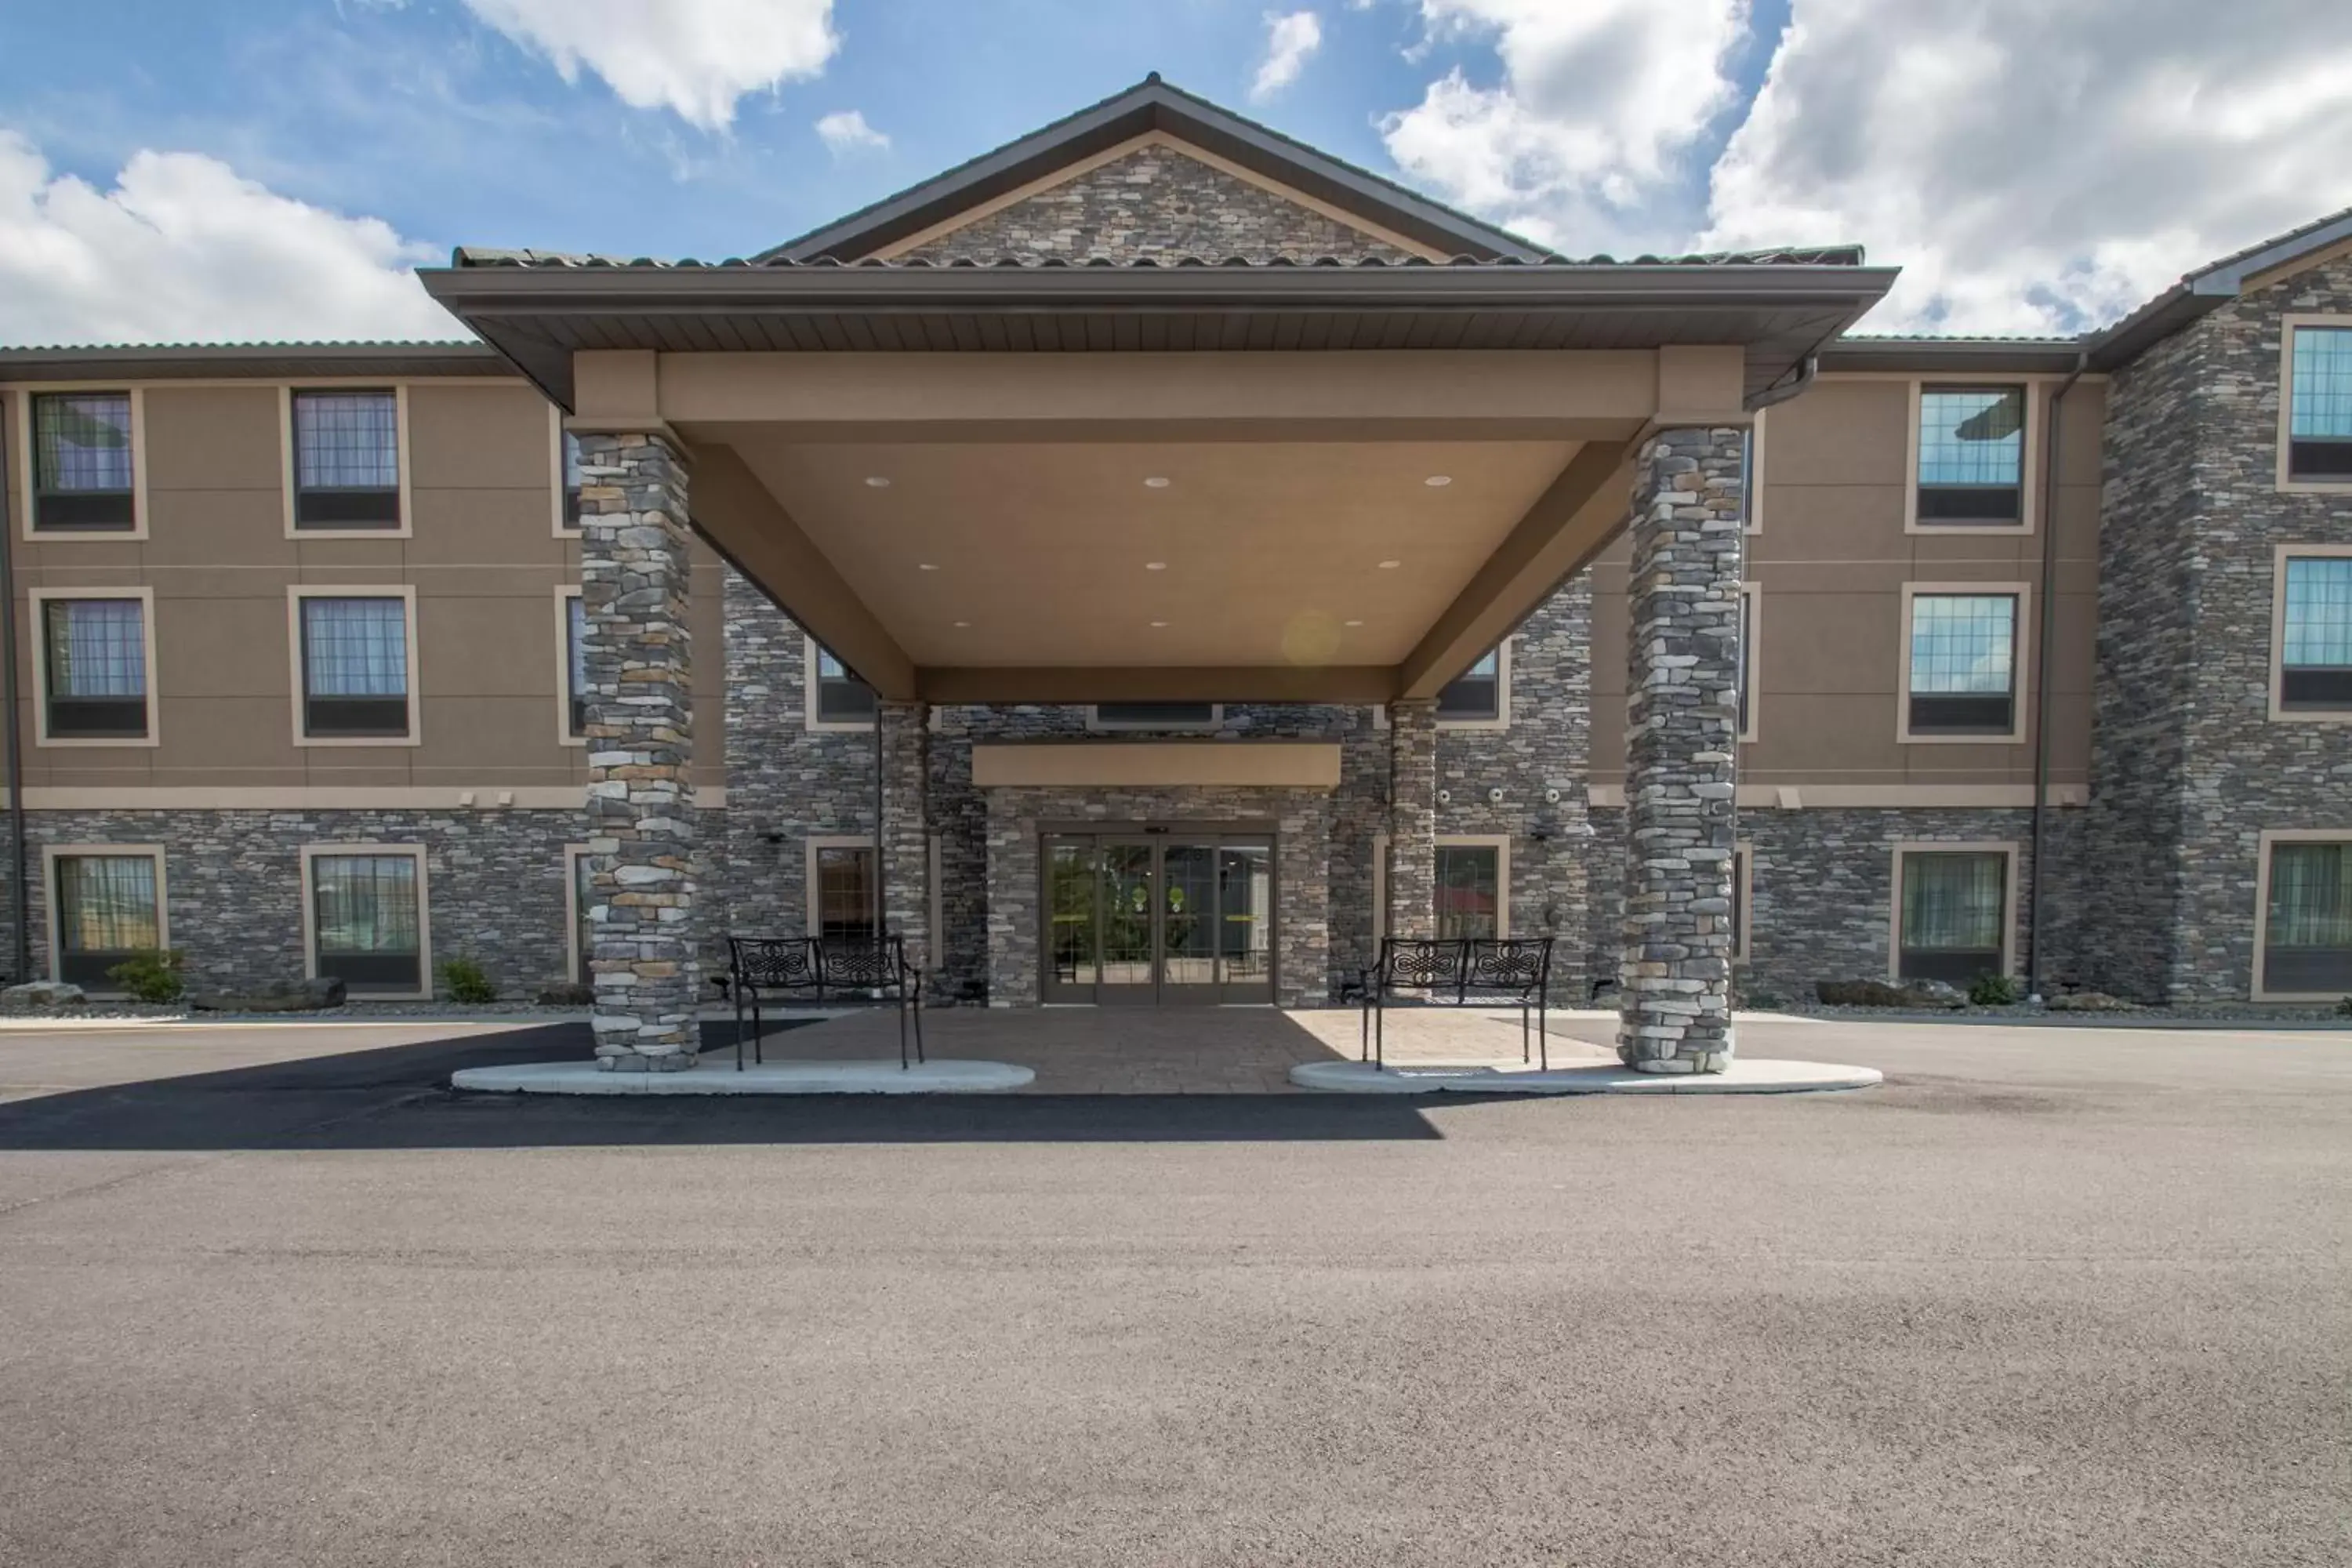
[1887,840,2020,983]
[27,586,160,749]
[563,843,592,985]
[281,383,413,539]
[2277,315,2352,495]
[1732,840,1754,964]
[1086,702,1224,731]
[300,842,432,1001]
[42,843,168,995]
[550,404,580,536]
[1738,582,1761,745]
[1436,833,1512,938]
[1743,406,1765,535]
[804,635,875,733]
[806,835,879,938]
[554,585,587,746]
[1896,582,2032,746]
[286,585,423,748]
[16,386,150,541]
[1436,639,1512,731]
[1903,379,2040,535]
[2268,543,2352,724]
[2252,828,2352,1002]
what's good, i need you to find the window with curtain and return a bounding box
[42,598,148,738]
[301,597,410,738]
[566,593,590,737]
[1908,593,2018,735]
[815,846,877,945]
[813,644,877,724]
[2287,326,2352,481]
[1435,844,1501,940]
[561,430,584,528]
[1898,851,2007,984]
[31,393,136,529]
[2281,557,2352,710]
[2264,841,2352,993]
[1437,648,1501,721]
[1094,702,1216,726]
[54,855,159,989]
[1916,386,2026,523]
[292,390,401,527]
[310,854,422,993]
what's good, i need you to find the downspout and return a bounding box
[2027,352,2090,1001]
[1746,353,1820,414]
[0,397,27,981]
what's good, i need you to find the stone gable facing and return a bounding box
[895,144,1419,265]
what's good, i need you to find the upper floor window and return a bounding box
[31,393,136,531]
[560,430,584,529]
[2286,325,2352,483]
[564,591,590,739]
[292,390,401,529]
[1740,411,1763,532]
[1915,385,2026,525]
[2280,554,2352,713]
[810,642,877,728]
[1736,585,1758,741]
[1437,648,1501,723]
[299,593,413,739]
[39,596,150,741]
[1092,702,1218,728]
[1905,590,2020,739]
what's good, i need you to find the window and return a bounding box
[1437,646,1503,724]
[566,846,595,985]
[1091,702,1218,728]
[1896,848,2010,985]
[811,841,877,945]
[808,641,877,728]
[307,849,426,996]
[562,590,590,740]
[297,593,414,740]
[2285,324,2352,483]
[38,596,151,741]
[49,851,162,990]
[1736,584,1758,741]
[1915,385,2026,524]
[560,428,584,530]
[2278,554,2352,713]
[30,392,136,531]
[291,390,401,528]
[2260,838,2352,996]
[1435,840,1505,940]
[1730,844,1752,964]
[1740,410,1763,533]
[1904,590,2022,739]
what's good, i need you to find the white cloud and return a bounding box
[815,109,888,158]
[1379,1,1748,252]
[1253,12,1325,101]
[460,0,838,131]
[0,134,462,345]
[1702,0,2352,332]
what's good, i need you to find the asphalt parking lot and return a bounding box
[0,1016,2345,1566]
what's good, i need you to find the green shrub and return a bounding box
[437,956,497,1005]
[1968,971,2021,1007]
[105,948,187,1004]
[2337,995,2352,1018]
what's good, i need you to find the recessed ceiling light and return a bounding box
[1149,619,1170,628]
[1344,619,1364,627]
[918,563,939,572]
[864,476,891,488]
[952,620,971,628]
[1424,475,1452,487]
[1143,476,1171,489]
[1144,561,1167,571]
[1377,560,1402,569]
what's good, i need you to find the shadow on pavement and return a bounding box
[0,1020,1461,1151]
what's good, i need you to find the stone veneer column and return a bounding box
[577,432,698,1071]
[878,700,930,980]
[1618,424,1744,1073]
[1386,699,1438,942]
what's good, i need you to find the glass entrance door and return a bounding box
[1038,832,1276,1004]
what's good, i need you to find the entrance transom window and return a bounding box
[1043,831,1273,1004]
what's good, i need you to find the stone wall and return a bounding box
[2089,256,2352,1001]
[897,146,1417,265]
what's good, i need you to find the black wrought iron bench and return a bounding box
[1359,935,1555,1071]
[723,935,925,1071]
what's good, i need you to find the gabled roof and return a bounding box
[2088,202,2352,370]
[759,74,1555,265]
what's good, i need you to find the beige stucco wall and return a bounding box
[1590,375,2102,791]
[1,380,728,794]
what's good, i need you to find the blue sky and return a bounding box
[2,1,2345,343]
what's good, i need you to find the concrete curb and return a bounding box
[1289,1058,1884,1095]
[452,1058,1036,1095]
